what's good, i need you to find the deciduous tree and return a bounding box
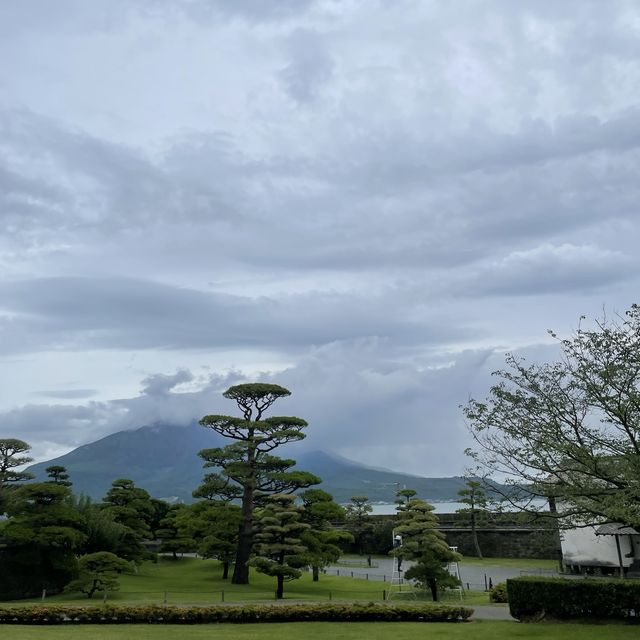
[464,306,640,528]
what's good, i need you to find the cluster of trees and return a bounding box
[0,449,178,600]
[464,306,640,531]
[0,384,356,601]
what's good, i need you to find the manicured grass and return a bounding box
[459,557,557,570]
[3,621,638,640]
[17,557,387,605]
[8,555,493,607]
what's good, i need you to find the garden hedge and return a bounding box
[0,602,473,624]
[507,576,640,621]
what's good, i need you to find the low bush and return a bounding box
[0,602,473,624]
[507,577,640,621]
[488,582,507,603]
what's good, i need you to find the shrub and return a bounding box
[507,576,640,621]
[0,602,473,624]
[489,582,507,603]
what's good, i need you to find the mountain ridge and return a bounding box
[27,423,476,503]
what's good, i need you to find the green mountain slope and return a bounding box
[27,423,478,503]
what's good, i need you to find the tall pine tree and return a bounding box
[199,383,319,584]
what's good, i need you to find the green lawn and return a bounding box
[458,557,558,570]
[3,621,638,640]
[17,557,388,606]
[6,556,509,607]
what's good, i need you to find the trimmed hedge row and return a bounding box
[0,602,473,625]
[507,577,640,621]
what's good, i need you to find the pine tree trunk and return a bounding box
[276,574,284,599]
[222,561,229,580]
[232,483,254,584]
[312,565,319,582]
[471,512,483,559]
[428,578,438,602]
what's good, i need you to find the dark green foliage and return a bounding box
[101,479,155,562]
[393,495,461,601]
[175,500,241,579]
[45,465,71,487]
[489,582,508,603]
[0,483,86,599]
[250,494,310,598]
[65,552,130,598]
[297,489,351,581]
[0,602,473,624]
[0,438,34,513]
[199,382,316,585]
[456,479,489,558]
[507,576,640,620]
[0,439,34,486]
[71,494,128,555]
[345,495,373,555]
[155,504,197,560]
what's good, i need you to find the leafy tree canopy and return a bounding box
[464,305,640,528]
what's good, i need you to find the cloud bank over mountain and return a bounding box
[0,0,638,474]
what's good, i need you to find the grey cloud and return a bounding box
[0,276,472,355]
[0,345,503,476]
[455,244,638,297]
[31,389,99,400]
[279,30,334,104]
[141,370,194,396]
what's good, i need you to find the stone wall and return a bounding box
[369,512,561,559]
[440,527,560,559]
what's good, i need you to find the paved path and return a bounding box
[469,605,514,620]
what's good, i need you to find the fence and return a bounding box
[39,588,398,604]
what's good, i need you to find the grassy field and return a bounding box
[3,621,638,640]
[458,557,558,570]
[7,555,562,607]
[18,557,390,606]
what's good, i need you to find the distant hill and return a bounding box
[27,423,485,504]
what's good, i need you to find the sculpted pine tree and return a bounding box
[298,489,351,581]
[249,494,309,599]
[392,495,461,601]
[456,479,489,559]
[46,465,72,487]
[199,383,319,584]
[0,439,34,512]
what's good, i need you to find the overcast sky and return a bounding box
[1,0,639,476]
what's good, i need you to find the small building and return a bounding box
[560,522,640,576]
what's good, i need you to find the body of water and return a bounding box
[367,499,549,515]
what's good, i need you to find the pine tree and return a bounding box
[199,383,319,584]
[298,489,351,581]
[249,494,309,599]
[392,495,461,601]
[0,483,86,598]
[101,479,155,562]
[345,495,373,555]
[456,479,489,558]
[0,438,34,513]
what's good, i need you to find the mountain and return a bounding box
[27,423,475,504]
